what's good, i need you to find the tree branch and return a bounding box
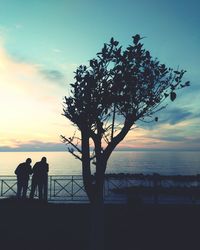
[68,148,82,161]
[60,135,82,154]
[103,117,134,162]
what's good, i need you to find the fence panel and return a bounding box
[0,175,200,204]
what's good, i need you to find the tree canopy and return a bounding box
[62,35,190,208]
[62,34,189,163]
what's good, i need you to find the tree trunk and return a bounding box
[81,129,95,202]
[90,195,104,250]
[89,160,106,250]
[81,129,107,249]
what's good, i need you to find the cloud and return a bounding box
[0,140,66,152]
[15,24,23,29]
[40,69,65,83]
[140,107,195,129]
[52,48,62,53]
[149,135,187,142]
[163,108,193,125]
[136,109,191,132]
[119,117,200,150]
[154,107,200,128]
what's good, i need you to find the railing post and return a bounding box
[1,180,3,196]
[71,175,74,200]
[49,176,52,201]
[54,179,55,196]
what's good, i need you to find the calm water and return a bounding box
[0,151,200,176]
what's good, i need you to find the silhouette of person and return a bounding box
[30,157,49,201]
[15,158,32,199]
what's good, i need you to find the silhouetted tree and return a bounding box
[62,34,189,249]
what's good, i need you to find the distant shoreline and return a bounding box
[0,149,199,152]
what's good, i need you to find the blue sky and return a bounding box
[0,0,199,151]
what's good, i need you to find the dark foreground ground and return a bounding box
[0,199,200,250]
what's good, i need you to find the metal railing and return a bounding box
[1,174,200,204]
[0,175,89,202]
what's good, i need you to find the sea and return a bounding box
[0,150,200,176]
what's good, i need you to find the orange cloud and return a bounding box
[0,39,72,148]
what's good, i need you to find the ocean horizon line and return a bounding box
[0,148,199,152]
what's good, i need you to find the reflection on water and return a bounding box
[0,152,81,175]
[0,151,200,176]
[107,151,200,175]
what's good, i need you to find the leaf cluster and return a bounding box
[63,34,189,138]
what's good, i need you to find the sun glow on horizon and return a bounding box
[0,39,73,149]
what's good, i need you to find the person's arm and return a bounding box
[32,163,37,174]
[46,164,49,173]
[15,165,20,175]
[29,166,33,175]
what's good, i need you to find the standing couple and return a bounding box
[15,157,49,201]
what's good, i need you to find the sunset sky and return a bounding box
[0,0,199,151]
